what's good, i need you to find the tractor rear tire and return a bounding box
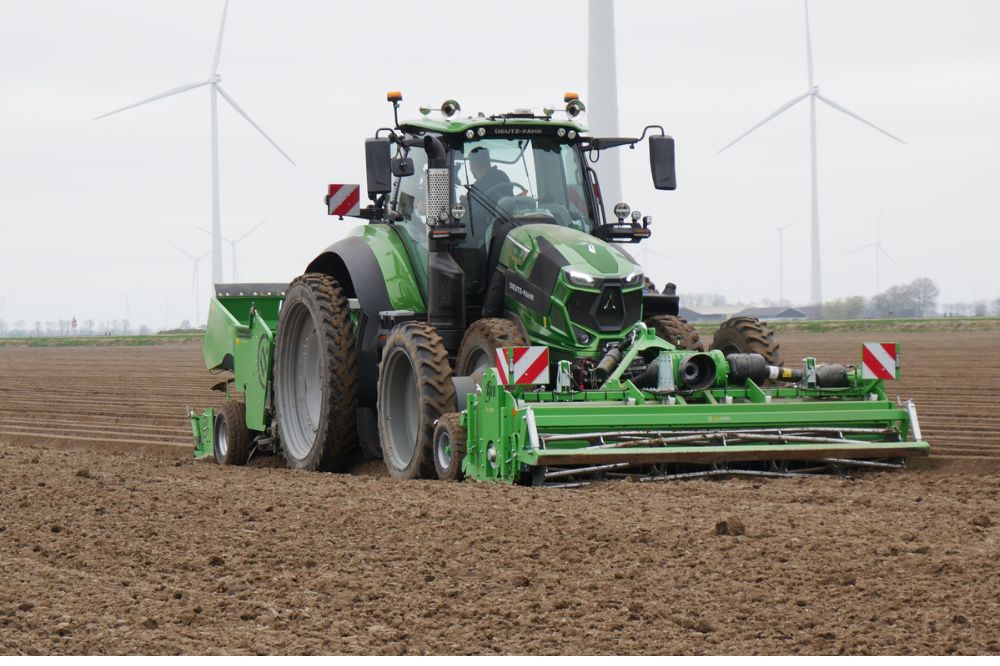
[433,413,466,482]
[214,401,250,466]
[645,315,704,351]
[273,273,359,472]
[710,316,782,367]
[455,318,527,376]
[377,321,456,480]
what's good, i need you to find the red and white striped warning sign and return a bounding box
[495,346,550,385]
[861,342,899,380]
[327,184,361,217]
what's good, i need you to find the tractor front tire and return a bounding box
[377,322,455,480]
[455,318,527,376]
[645,315,704,351]
[710,316,782,366]
[433,413,467,482]
[214,400,250,466]
[273,273,359,471]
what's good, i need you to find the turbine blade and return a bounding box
[235,217,269,242]
[210,0,231,74]
[716,92,810,154]
[95,80,210,120]
[845,243,876,256]
[166,240,196,261]
[216,86,296,165]
[193,223,232,242]
[804,0,815,88]
[879,245,901,267]
[815,93,906,144]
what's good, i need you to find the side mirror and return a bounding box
[649,135,676,190]
[364,137,392,197]
[391,157,415,178]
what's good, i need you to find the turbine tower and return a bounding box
[718,0,905,306]
[587,0,623,210]
[168,241,210,326]
[97,0,295,285]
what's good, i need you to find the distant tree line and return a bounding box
[0,319,191,337]
[824,277,952,319]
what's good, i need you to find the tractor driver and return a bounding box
[465,147,514,238]
[469,147,513,201]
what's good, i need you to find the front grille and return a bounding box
[565,283,641,333]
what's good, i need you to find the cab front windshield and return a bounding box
[388,133,598,295]
[456,136,597,241]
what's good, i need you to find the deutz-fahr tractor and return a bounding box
[190,92,928,485]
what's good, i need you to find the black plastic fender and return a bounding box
[305,236,393,408]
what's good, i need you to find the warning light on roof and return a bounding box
[387,91,403,103]
[563,92,579,102]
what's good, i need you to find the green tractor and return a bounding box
[190,92,928,484]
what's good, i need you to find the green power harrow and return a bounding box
[460,326,927,485]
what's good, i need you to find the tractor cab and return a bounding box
[369,94,677,313]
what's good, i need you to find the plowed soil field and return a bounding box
[1,331,999,655]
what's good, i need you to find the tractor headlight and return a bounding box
[622,271,643,288]
[565,270,597,288]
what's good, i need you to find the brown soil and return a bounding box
[0,332,999,655]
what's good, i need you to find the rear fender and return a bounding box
[305,225,426,406]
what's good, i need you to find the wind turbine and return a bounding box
[717,0,905,306]
[587,0,623,209]
[96,0,295,285]
[193,217,268,282]
[777,219,795,305]
[50,293,67,321]
[105,287,133,334]
[168,241,210,325]
[846,213,898,295]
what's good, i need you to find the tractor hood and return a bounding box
[500,224,640,284]
[498,223,645,352]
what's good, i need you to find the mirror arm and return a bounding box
[635,125,666,143]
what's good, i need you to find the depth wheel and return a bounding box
[710,316,782,367]
[645,315,704,351]
[433,413,466,481]
[273,273,359,471]
[455,318,527,376]
[214,400,250,466]
[377,321,456,480]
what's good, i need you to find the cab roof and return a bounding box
[401,114,587,135]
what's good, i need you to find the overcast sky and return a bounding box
[1,0,998,328]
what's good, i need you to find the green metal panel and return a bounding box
[348,224,427,312]
[189,408,214,459]
[201,293,281,433]
[230,310,274,432]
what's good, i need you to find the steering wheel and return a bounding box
[484,181,529,200]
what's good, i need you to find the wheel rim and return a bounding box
[435,427,452,471]
[276,302,323,461]
[215,413,228,458]
[382,347,419,469]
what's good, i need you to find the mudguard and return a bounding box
[305,225,426,407]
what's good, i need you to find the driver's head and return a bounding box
[469,147,491,180]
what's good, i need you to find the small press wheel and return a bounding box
[214,400,250,466]
[433,413,467,481]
